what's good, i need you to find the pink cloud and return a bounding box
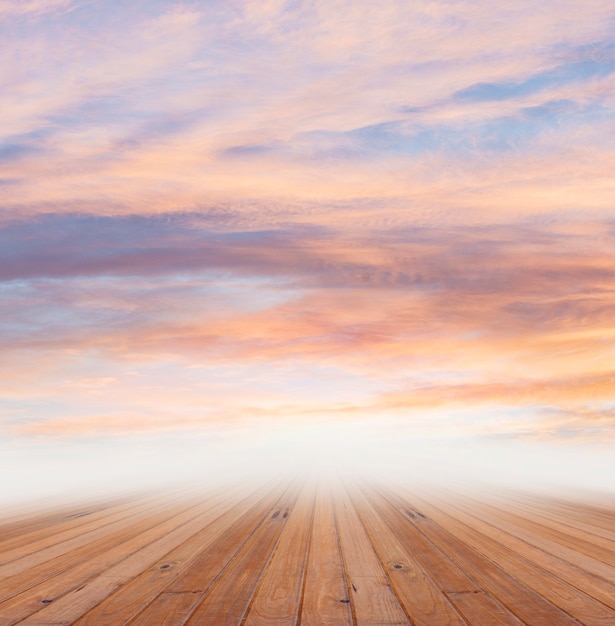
[2,0,615,458]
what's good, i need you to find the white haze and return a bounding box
[3,422,615,512]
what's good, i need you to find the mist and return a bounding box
[4,422,615,512]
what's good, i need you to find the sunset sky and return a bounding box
[2,0,615,501]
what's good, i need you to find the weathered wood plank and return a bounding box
[349,485,467,626]
[126,483,296,625]
[334,482,409,625]
[299,480,352,626]
[73,485,278,625]
[180,484,299,625]
[0,498,196,607]
[242,484,314,625]
[0,494,185,579]
[2,481,615,625]
[381,487,581,626]
[448,496,615,586]
[404,491,615,626]
[430,492,615,611]
[9,490,241,625]
[489,491,615,535]
[0,495,141,546]
[485,492,615,543]
[362,487,523,626]
[473,493,615,560]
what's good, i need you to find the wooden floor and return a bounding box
[2,479,615,625]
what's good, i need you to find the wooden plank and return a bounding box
[475,494,615,556]
[405,491,615,626]
[334,482,409,625]
[492,491,615,535]
[0,496,195,607]
[73,484,279,625]
[0,495,141,546]
[7,490,241,625]
[381,487,582,626]
[4,480,615,625]
[299,480,352,626]
[0,493,181,573]
[484,493,615,543]
[242,484,314,625]
[180,484,299,625]
[430,492,615,611]
[130,592,198,625]
[448,496,615,586]
[129,483,298,626]
[349,486,467,626]
[361,486,523,626]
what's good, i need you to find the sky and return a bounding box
[2,0,615,503]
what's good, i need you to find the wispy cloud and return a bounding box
[0,0,75,17]
[2,210,614,448]
[2,0,614,217]
[2,0,615,501]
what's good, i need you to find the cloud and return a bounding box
[454,46,615,103]
[11,412,218,438]
[2,0,615,486]
[477,404,615,444]
[382,373,615,412]
[0,0,74,17]
[1,0,614,221]
[0,212,329,281]
[2,212,615,455]
[2,215,615,370]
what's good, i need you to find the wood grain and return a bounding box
[299,480,353,626]
[380,486,581,625]
[334,482,409,625]
[401,490,615,625]
[1,480,615,625]
[349,485,466,626]
[242,483,314,625]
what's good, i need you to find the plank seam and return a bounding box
[373,487,524,626]
[344,483,417,626]
[430,492,615,612]
[352,481,470,626]
[291,483,316,626]
[0,493,195,608]
[383,486,585,626]
[175,481,299,626]
[237,484,305,625]
[2,498,222,626]
[71,484,272,625]
[119,486,282,626]
[332,480,357,626]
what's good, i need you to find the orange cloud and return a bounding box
[3,0,615,455]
